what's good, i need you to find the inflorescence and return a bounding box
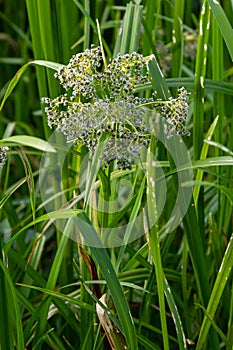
[42,46,190,169]
[160,87,190,138]
[0,146,9,169]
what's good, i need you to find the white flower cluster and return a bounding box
[42,46,190,168]
[160,87,190,138]
[42,46,154,169]
[0,146,9,169]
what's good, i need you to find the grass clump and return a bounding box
[0,1,232,350]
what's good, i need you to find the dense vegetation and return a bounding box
[0,1,233,349]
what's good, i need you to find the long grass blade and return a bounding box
[146,135,169,350]
[0,252,24,350]
[32,219,73,348]
[115,175,146,272]
[0,135,56,153]
[196,233,233,349]
[164,277,187,350]
[114,3,143,56]
[207,0,233,61]
[171,0,185,79]
[0,60,61,111]
[193,115,219,205]
[136,78,233,95]
[74,211,138,350]
[147,55,171,100]
[193,0,211,160]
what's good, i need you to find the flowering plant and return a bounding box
[42,46,190,169]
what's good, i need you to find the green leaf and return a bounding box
[17,149,36,222]
[115,175,146,271]
[193,0,211,160]
[113,2,143,56]
[0,257,25,350]
[0,135,56,153]
[171,0,185,79]
[4,209,82,253]
[0,60,62,111]
[196,233,233,349]
[146,135,170,350]
[73,212,138,350]
[136,79,233,96]
[183,180,233,204]
[204,140,233,156]
[196,304,232,348]
[17,284,95,313]
[164,277,187,350]
[193,156,233,168]
[147,54,171,100]
[207,0,233,61]
[193,116,219,205]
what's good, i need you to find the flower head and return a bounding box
[42,47,190,168]
[160,87,190,138]
[0,146,9,169]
